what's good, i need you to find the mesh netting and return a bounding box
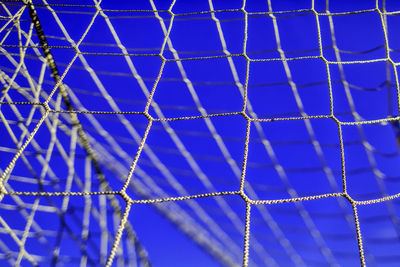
[1,0,400,266]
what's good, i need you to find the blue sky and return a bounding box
[1,0,400,266]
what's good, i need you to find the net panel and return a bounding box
[1,0,400,266]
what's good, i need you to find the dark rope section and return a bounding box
[25,2,151,266]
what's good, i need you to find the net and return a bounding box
[1,0,400,266]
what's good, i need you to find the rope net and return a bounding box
[1,0,400,266]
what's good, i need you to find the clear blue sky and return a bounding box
[1,0,400,266]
